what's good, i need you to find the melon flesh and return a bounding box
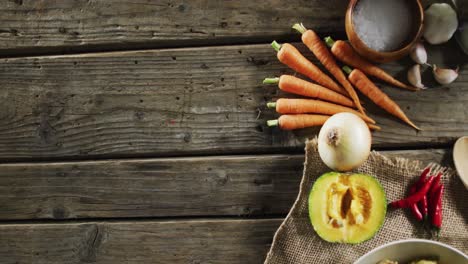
[308,172,386,244]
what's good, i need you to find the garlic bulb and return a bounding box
[423,3,458,45]
[407,64,425,89]
[433,65,459,85]
[410,42,427,64]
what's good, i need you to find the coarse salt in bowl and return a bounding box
[345,0,424,63]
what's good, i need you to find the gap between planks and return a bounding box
[0,145,454,165]
[0,215,286,226]
[0,23,345,59]
[0,35,307,59]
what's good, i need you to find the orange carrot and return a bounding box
[343,66,420,130]
[267,114,329,130]
[271,41,348,96]
[267,114,380,131]
[267,98,375,124]
[325,37,419,91]
[262,75,355,107]
[293,23,365,115]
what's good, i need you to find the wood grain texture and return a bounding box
[0,0,462,54]
[0,218,280,263]
[0,42,466,159]
[0,149,451,220]
[0,0,349,54]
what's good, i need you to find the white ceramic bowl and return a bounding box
[354,239,468,264]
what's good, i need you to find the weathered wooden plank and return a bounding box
[0,218,281,263]
[0,149,450,220]
[0,0,349,54]
[0,42,466,159]
[0,0,462,54]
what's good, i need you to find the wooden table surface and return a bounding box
[0,0,466,263]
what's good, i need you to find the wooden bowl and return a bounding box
[345,0,424,63]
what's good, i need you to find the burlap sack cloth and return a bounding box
[265,139,468,264]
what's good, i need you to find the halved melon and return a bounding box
[308,172,386,244]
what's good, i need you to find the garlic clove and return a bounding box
[410,42,427,64]
[407,64,426,89]
[423,3,458,45]
[433,65,459,85]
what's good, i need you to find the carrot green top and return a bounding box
[267,120,279,127]
[266,102,277,109]
[292,23,307,34]
[271,41,282,52]
[342,66,353,75]
[324,36,336,48]
[263,77,280,84]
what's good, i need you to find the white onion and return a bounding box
[318,113,371,172]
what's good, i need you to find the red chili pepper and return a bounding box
[409,185,423,221]
[410,203,423,222]
[430,184,444,230]
[427,172,442,217]
[417,167,430,186]
[415,168,431,220]
[390,176,435,208]
[418,195,428,220]
[428,172,442,199]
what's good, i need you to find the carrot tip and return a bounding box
[267,120,279,127]
[366,117,377,125]
[263,77,280,84]
[369,124,381,131]
[405,85,422,91]
[266,102,277,109]
[404,119,421,130]
[271,41,281,52]
[292,23,307,34]
[324,36,335,48]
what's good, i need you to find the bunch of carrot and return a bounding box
[264,23,420,131]
[390,167,444,235]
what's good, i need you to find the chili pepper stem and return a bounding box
[292,23,307,34]
[263,77,280,84]
[431,228,441,239]
[271,41,282,52]
[324,36,336,48]
[267,120,279,127]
